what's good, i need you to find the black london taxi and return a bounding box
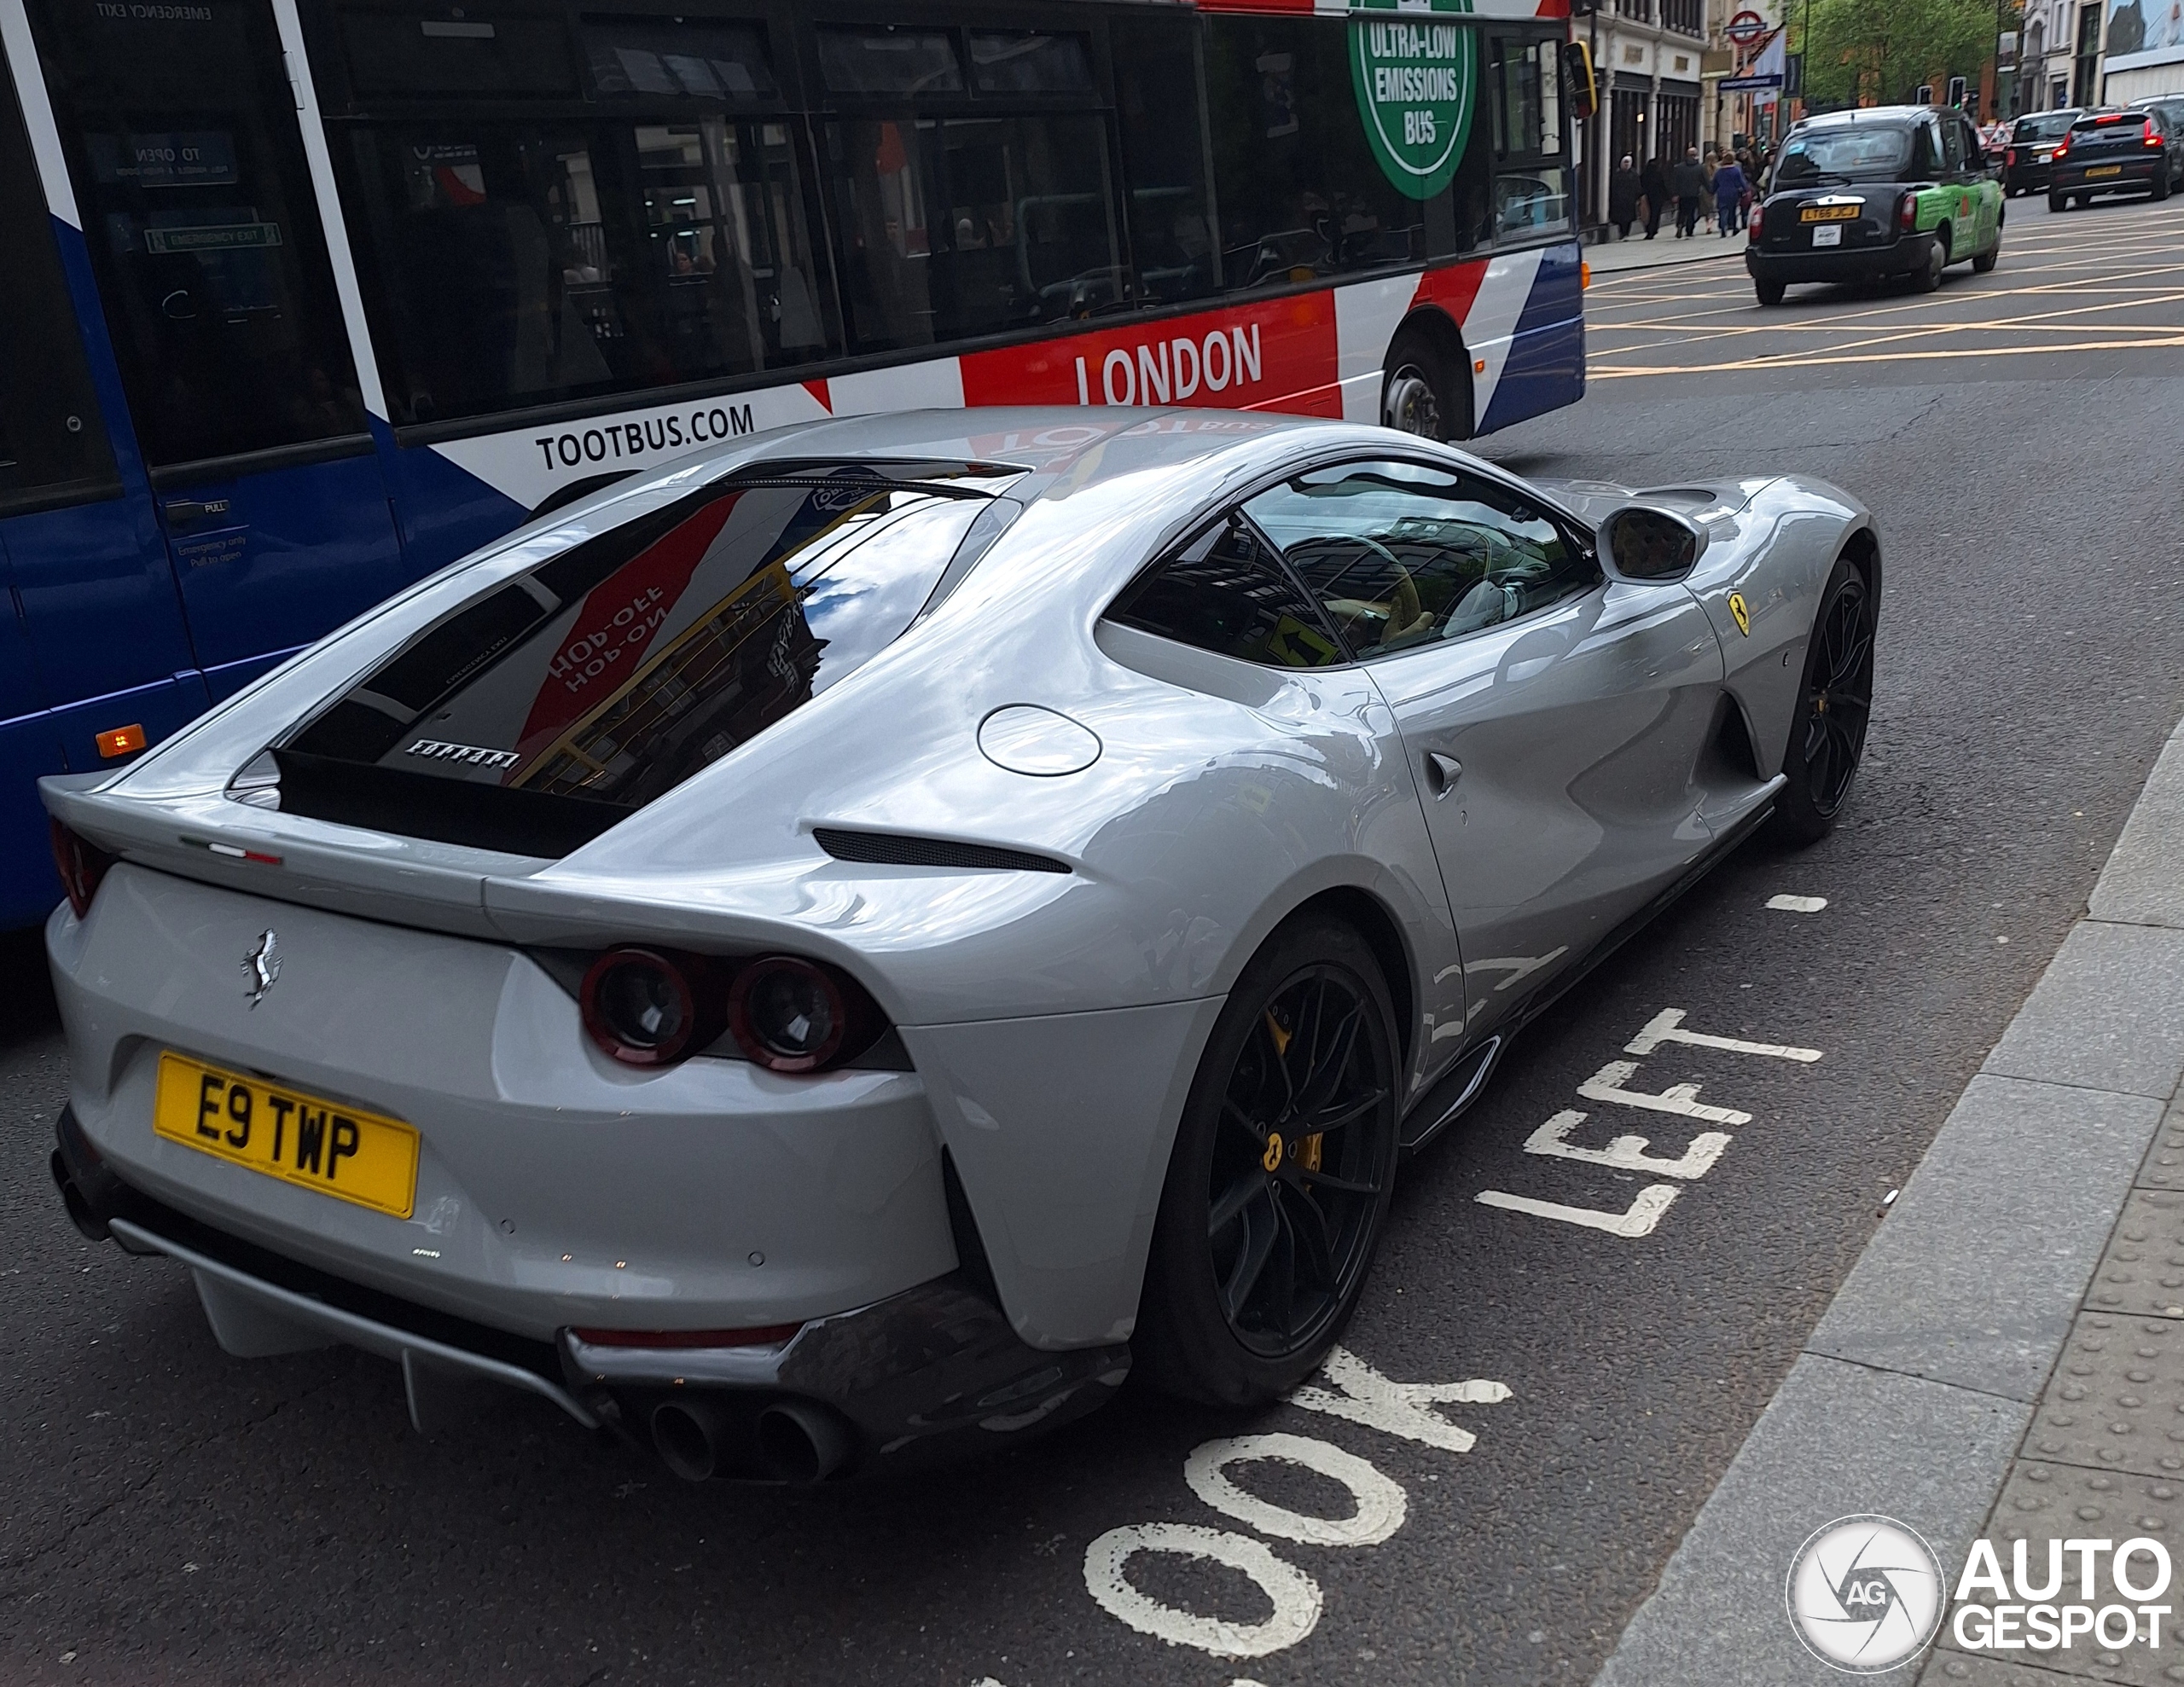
[1747,106,2002,306]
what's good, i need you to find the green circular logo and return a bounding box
[1349,13,1479,200]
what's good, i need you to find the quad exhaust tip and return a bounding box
[649,1396,857,1484]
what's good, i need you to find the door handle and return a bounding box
[164,497,232,530]
[1426,752,1462,797]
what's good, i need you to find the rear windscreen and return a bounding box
[1775,127,1914,182]
[273,461,1018,854]
[2073,113,2145,134]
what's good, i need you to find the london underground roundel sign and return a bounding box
[1350,11,1480,200]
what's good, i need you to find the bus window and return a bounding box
[823,111,1122,354]
[1200,15,1468,295]
[582,16,775,102]
[1110,10,1218,307]
[339,4,579,98]
[1488,35,1571,241]
[338,116,827,426]
[27,0,369,469]
[0,67,118,512]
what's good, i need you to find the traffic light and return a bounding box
[1916,83,1934,104]
[1947,74,1968,107]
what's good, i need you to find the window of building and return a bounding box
[1246,459,1597,656]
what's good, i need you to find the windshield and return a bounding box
[272,461,1020,853]
[2015,112,2077,140]
[1776,126,1914,182]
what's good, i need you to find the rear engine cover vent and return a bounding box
[813,828,1069,874]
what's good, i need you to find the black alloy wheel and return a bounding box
[1771,554,1878,844]
[1134,918,1400,1405]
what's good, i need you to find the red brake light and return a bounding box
[2054,134,2070,158]
[2146,119,2164,148]
[2007,147,2018,165]
[580,947,722,1066]
[49,818,116,919]
[729,956,853,1073]
[1748,202,1763,239]
[1898,194,1919,233]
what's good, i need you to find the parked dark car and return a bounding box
[1747,105,2002,305]
[2004,109,2080,195]
[2049,107,2183,208]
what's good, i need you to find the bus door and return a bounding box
[0,22,213,926]
[27,0,407,700]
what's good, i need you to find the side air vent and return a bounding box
[813,827,1070,874]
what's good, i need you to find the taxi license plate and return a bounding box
[2086,165,2123,177]
[1800,204,1860,222]
[154,1051,419,1219]
[1812,225,1843,246]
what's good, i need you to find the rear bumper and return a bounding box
[2005,161,2053,191]
[54,1109,1128,1475]
[1746,232,1936,287]
[2053,159,2162,193]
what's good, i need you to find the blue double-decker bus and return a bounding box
[1,0,1585,925]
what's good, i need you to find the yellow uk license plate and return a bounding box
[1800,204,1860,222]
[154,1051,419,1219]
[2086,165,2123,177]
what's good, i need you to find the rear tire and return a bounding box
[1910,231,1947,292]
[1380,328,1472,443]
[1755,278,1786,306]
[1972,240,2001,273]
[2153,169,2173,202]
[1133,916,1401,1406]
[2049,189,2069,212]
[1769,554,1877,847]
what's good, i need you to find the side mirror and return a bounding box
[1598,504,1706,583]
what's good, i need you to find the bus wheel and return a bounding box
[1381,330,1470,442]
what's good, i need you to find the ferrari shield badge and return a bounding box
[1727,592,1751,637]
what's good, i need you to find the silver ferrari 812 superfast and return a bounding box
[43,408,1878,1481]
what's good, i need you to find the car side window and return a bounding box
[1937,116,1963,174]
[1105,517,1346,669]
[1243,459,1600,658]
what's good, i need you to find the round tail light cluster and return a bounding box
[580,948,878,1073]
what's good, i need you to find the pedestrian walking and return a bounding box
[1609,154,1641,239]
[1640,153,1669,239]
[1670,147,1705,239]
[1699,151,1717,233]
[1713,154,1748,235]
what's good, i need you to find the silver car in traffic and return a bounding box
[43,408,1879,1481]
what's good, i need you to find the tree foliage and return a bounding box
[1794,0,2013,108]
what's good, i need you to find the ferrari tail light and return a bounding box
[49,819,116,919]
[731,957,857,1073]
[576,946,886,1073]
[581,948,721,1066]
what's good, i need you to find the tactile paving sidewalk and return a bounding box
[1922,1092,2184,1687]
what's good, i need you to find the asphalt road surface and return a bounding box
[6,194,2184,1687]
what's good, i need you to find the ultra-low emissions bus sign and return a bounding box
[1350,12,1480,200]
